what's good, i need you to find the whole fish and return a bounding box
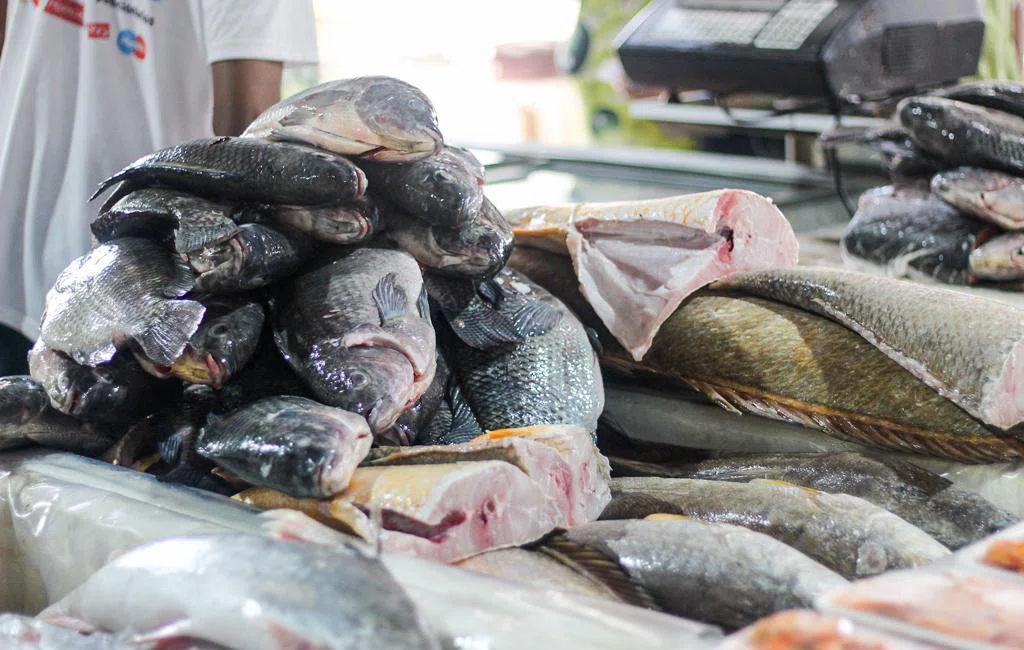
[898,96,1024,174]
[243,76,443,162]
[273,248,436,433]
[819,125,951,183]
[610,452,1017,550]
[90,188,241,254]
[605,477,950,579]
[184,223,318,293]
[196,395,373,498]
[447,268,603,433]
[247,197,379,245]
[381,196,513,280]
[29,341,178,424]
[565,519,848,631]
[91,136,366,206]
[841,186,991,286]
[386,347,449,446]
[358,145,485,228]
[933,80,1024,120]
[0,376,119,454]
[719,267,1024,432]
[39,238,205,368]
[931,167,1024,231]
[40,534,442,650]
[510,247,1017,463]
[969,231,1024,281]
[214,333,314,413]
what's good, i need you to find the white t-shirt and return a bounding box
[0,0,319,339]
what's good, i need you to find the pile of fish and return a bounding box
[825,80,1024,288]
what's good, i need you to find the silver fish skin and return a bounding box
[614,452,1018,550]
[39,238,205,368]
[969,232,1024,281]
[450,268,604,433]
[932,167,1024,231]
[196,395,373,498]
[718,266,1024,431]
[0,376,118,454]
[565,519,848,632]
[602,477,950,579]
[186,223,318,293]
[91,137,367,206]
[242,76,443,162]
[40,534,442,650]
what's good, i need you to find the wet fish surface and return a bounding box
[185,223,318,293]
[933,80,1024,120]
[969,231,1024,281]
[160,296,265,387]
[250,198,379,245]
[931,167,1024,231]
[0,376,119,454]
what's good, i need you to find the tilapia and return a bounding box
[507,190,800,360]
[934,80,1024,120]
[719,266,1024,431]
[272,248,436,433]
[604,477,949,578]
[564,519,848,631]
[0,376,117,454]
[721,610,946,650]
[969,231,1024,281]
[39,238,205,368]
[610,452,1017,550]
[455,548,624,604]
[414,373,484,445]
[447,268,603,433]
[185,223,318,293]
[358,145,485,228]
[819,125,951,183]
[196,395,372,498]
[90,188,241,254]
[386,348,449,446]
[248,198,379,245]
[243,75,444,161]
[91,137,366,206]
[932,167,1024,231]
[213,334,313,413]
[40,533,441,650]
[510,247,1017,463]
[899,96,1024,174]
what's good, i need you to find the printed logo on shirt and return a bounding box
[87,21,110,39]
[43,0,84,26]
[116,29,146,60]
[95,0,154,27]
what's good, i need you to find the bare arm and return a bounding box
[211,59,284,136]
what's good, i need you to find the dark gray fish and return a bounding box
[196,395,373,498]
[247,197,379,245]
[0,376,119,454]
[841,187,992,285]
[820,125,951,182]
[932,167,1024,231]
[934,80,1024,120]
[39,238,205,367]
[214,333,313,413]
[243,75,444,162]
[358,145,485,228]
[162,297,265,387]
[91,137,366,206]
[386,348,449,446]
[90,188,241,254]
[610,452,1018,550]
[28,340,180,425]
[272,248,436,433]
[565,519,848,632]
[449,268,603,433]
[415,364,484,446]
[185,223,318,293]
[381,196,513,280]
[899,96,1024,174]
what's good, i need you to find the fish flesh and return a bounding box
[196,395,372,498]
[720,610,946,650]
[90,188,241,254]
[603,477,949,578]
[969,232,1024,282]
[0,376,117,454]
[983,537,1024,574]
[239,460,564,564]
[39,238,204,368]
[40,533,442,650]
[719,266,1024,431]
[564,519,848,631]
[91,137,367,206]
[841,187,991,286]
[933,80,1024,120]
[899,96,1024,175]
[506,190,800,360]
[610,452,1017,550]
[247,198,379,245]
[272,247,436,433]
[185,223,318,293]
[358,145,485,228]
[511,247,1016,463]
[932,167,1024,231]
[455,548,624,603]
[447,268,603,433]
[242,75,443,162]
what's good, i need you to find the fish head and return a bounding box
[188,235,247,286]
[898,97,966,157]
[30,343,136,421]
[324,346,416,434]
[415,200,513,280]
[172,300,266,388]
[969,233,1024,280]
[352,77,443,161]
[0,375,49,425]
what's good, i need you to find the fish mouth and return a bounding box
[170,352,228,388]
[362,129,443,162]
[188,237,245,275]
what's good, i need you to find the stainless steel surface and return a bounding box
[627,99,890,134]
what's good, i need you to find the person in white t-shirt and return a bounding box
[0,0,319,375]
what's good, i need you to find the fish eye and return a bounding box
[209,323,230,338]
[434,170,454,184]
[349,371,368,389]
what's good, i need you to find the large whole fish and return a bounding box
[243,76,443,162]
[248,198,379,245]
[0,376,117,454]
[39,238,205,368]
[931,167,1024,231]
[564,519,848,631]
[184,223,318,293]
[719,266,1024,432]
[40,534,442,650]
[510,247,1017,463]
[611,452,1017,550]
[272,248,436,433]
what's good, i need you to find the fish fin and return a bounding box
[172,220,240,256]
[96,180,142,214]
[445,381,483,444]
[130,620,195,647]
[158,432,184,465]
[163,258,197,298]
[510,300,563,339]
[372,273,408,324]
[477,279,504,307]
[584,327,604,355]
[25,427,114,456]
[448,309,524,350]
[89,173,132,203]
[135,300,206,368]
[416,285,431,321]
